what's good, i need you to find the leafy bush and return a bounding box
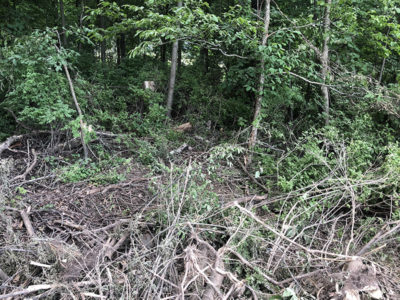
[60,148,130,184]
[0,29,80,130]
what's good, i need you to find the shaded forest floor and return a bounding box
[0,133,399,299]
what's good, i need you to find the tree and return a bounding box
[59,0,67,46]
[321,0,331,125]
[166,1,183,118]
[247,0,271,164]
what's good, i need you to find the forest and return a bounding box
[0,0,400,299]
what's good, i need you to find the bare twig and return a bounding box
[356,220,400,256]
[12,148,38,181]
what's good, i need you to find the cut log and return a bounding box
[173,122,192,133]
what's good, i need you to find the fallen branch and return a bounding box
[0,267,9,282]
[223,194,271,208]
[101,178,148,194]
[202,247,226,300]
[232,202,357,260]
[0,284,57,299]
[169,143,190,155]
[105,231,130,259]
[20,208,36,238]
[0,134,23,158]
[237,159,269,193]
[10,174,55,187]
[356,220,400,256]
[30,260,52,269]
[12,148,37,181]
[226,248,281,289]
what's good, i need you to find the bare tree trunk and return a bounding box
[76,0,85,52]
[247,0,271,165]
[55,33,89,160]
[97,0,106,64]
[59,0,67,46]
[177,41,182,70]
[321,0,331,125]
[63,64,89,160]
[116,34,126,65]
[166,1,182,118]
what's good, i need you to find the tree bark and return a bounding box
[59,0,67,46]
[63,63,89,160]
[177,41,182,70]
[76,0,84,52]
[247,0,271,165]
[116,34,126,65]
[97,0,106,64]
[55,36,89,160]
[166,1,182,118]
[321,0,331,125]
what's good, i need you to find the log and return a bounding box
[0,135,23,158]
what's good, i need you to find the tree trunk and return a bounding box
[97,0,106,64]
[321,0,331,125]
[54,37,89,160]
[166,1,182,118]
[59,0,67,46]
[76,0,84,52]
[247,0,271,165]
[177,41,182,70]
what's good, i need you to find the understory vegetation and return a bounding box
[0,0,400,299]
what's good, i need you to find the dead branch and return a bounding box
[0,284,57,299]
[232,202,356,260]
[237,159,269,193]
[223,194,271,208]
[55,32,88,160]
[10,174,56,187]
[0,267,9,282]
[202,247,226,300]
[169,143,190,155]
[12,148,37,181]
[105,231,130,259]
[20,208,36,238]
[0,134,23,158]
[226,248,281,289]
[30,260,52,269]
[101,178,148,194]
[356,220,400,256]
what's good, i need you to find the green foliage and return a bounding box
[60,149,130,184]
[0,29,78,129]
